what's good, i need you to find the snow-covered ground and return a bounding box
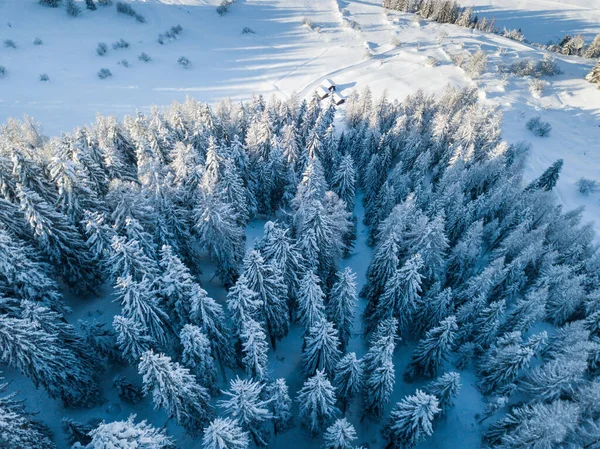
[2,0,600,447]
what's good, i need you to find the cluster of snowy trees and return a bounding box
[1,81,600,448]
[382,0,600,60]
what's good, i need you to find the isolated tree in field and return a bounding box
[406,316,457,379]
[202,418,249,449]
[424,372,462,413]
[240,318,269,380]
[180,324,219,394]
[334,352,363,414]
[526,159,563,192]
[139,350,213,434]
[383,390,440,449]
[327,267,358,350]
[87,415,175,449]
[219,377,272,446]
[297,370,338,435]
[323,418,358,449]
[297,270,326,331]
[302,318,342,378]
[266,378,292,435]
[112,314,154,364]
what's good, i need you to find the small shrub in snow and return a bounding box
[217,0,235,16]
[138,52,151,62]
[97,0,112,5]
[0,66,6,78]
[118,59,130,68]
[500,55,561,78]
[426,57,440,67]
[536,54,561,76]
[116,1,145,22]
[4,39,16,49]
[391,37,402,47]
[39,0,61,7]
[34,37,43,45]
[528,78,545,97]
[158,25,183,44]
[66,0,81,17]
[242,27,255,34]
[178,56,191,69]
[302,17,315,30]
[576,178,598,195]
[98,68,112,79]
[343,18,361,31]
[526,116,552,137]
[85,0,97,10]
[587,61,600,86]
[112,39,130,50]
[39,73,50,82]
[437,31,448,46]
[467,49,488,78]
[502,27,525,42]
[96,42,108,56]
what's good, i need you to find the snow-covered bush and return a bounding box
[426,57,440,67]
[217,0,235,16]
[96,42,108,56]
[586,61,600,86]
[178,56,191,69]
[118,59,130,68]
[97,0,111,5]
[0,66,6,79]
[242,27,255,34]
[116,1,145,22]
[526,116,552,137]
[39,73,50,82]
[576,178,598,195]
[302,17,320,32]
[112,38,130,50]
[502,27,525,42]
[466,49,488,78]
[34,37,43,45]
[528,78,545,97]
[4,39,16,49]
[66,0,81,17]
[98,68,112,79]
[158,25,183,44]
[500,55,561,77]
[138,52,151,62]
[39,0,60,7]
[85,0,97,10]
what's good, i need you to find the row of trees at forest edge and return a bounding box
[1,82,600,449]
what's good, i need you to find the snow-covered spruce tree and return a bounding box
[424,372,461,414]
[413,285,453,338]
[0,376,56,449]
[499,287,547,335]
[226,274,261,350]
[0,313,100,407]
[62,417,100,446]
[297,270,326,331]
[383,390,440,449]
[113,275,170,349]
[202,417,250,449]
[297,369,338,436]
[362,318,398,420]
[219,377,272,446]
[82,210,115,268]
[525,159,563,192]
[193,192,245,287]
[86,415,175,449]
[17,185,99,289]
[113,375,143,404]
[331,154,356,213]
[371,253,424,334]
[406,316,457,379]
[243,249,290,349]
[333,352,363,414]
[139,350,213,434]
[189,284,235,375]
[39,0,61,7]
[240,318,269,380]
[108,235,160,283]
[302,318,342,378]
[266,378,292,435]
[323,418,358,449]
[327,267,358,350]
[518,355,587,403]
[180,324,219,395]
[483,400,579,449]
[469,299,506,349]
[112,314,154,364]
[586,61,600,87]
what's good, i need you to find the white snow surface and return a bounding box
[1,0,600,447]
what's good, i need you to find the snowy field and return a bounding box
[1,1,600,449]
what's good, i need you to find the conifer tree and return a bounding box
[413,286,453,337]
[323,418,358,449]
[518,355,587,403]
[219,377,272,447]
[180,324,219,395]
[333,352,363,414]
[108,235,160,283]
[327,268,358,350]
[113,375,144,404]
[297,270,326,331]
[243,249,290,349]
[87,415,175,449]
[331,154,356,212]
[240,318,269,381]
[383,390,440,449]
[526,159,563,192]
[139,350,213,434]
[112,315,154,364]
[266,378,292,435]
[500,288,547,335]
[297,370,338,436]
[82,210,115,268]
[202,417,250,449]
[62,417,100,446]
[406,316,457,379]
[424,372,461,413]
[226,274,261,342]
[157,245,196,327]
[302,318,342,378]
